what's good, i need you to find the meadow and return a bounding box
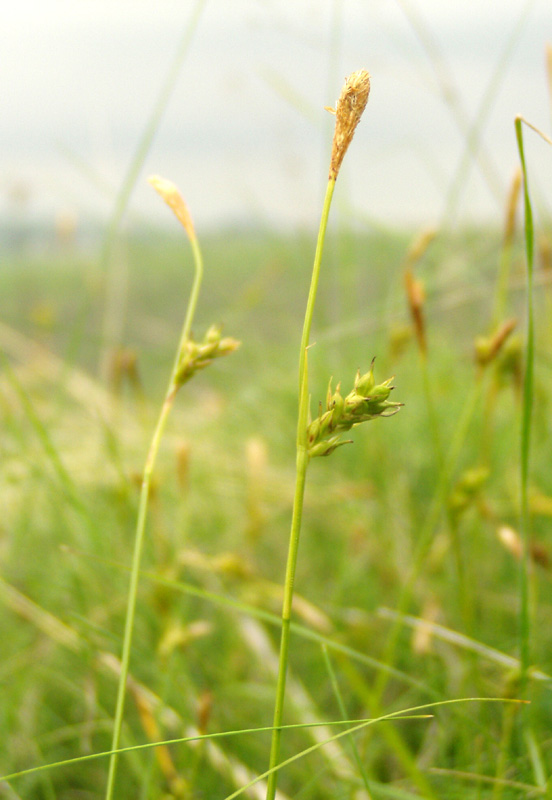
[2,162,552,800]
[1,30,552,797]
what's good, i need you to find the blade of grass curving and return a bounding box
[97,0,206,379]
[514,115,552,792]
[1,715,429,785]
[229,698,522,800]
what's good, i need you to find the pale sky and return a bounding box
[1,0,551,231]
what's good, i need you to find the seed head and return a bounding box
[149,174,195,240]
[175,326,241,386]
[328,70,371,180]
[307,361,402,458]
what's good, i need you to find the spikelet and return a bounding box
[132,686,188,795]
[306,361,402,458]
[404,268,427,355]
[149,174,195,239]
[327,70,371,180]
[175,324,241,386]
[474,318,517,367]
[497,525,550,569]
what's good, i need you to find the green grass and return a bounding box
[1,215,552,798]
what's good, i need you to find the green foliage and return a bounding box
[1,223,552,798]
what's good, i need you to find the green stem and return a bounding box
[104,233,204,800]
[515,117,534,691]
[265,178,336,800]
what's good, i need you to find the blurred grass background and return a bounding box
[2,218,552,797]
[2,1,552,797]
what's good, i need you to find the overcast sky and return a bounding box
[2,0,551,232]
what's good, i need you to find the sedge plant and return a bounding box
[264,70,402,800]
[104,176,239,800]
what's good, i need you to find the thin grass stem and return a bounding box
[104,227,204,800]
[265,177,336,800]
[514,116,535,689]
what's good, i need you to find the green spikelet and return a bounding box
[307,361,402,458]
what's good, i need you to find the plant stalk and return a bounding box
[265,177,335,800]
[104,231,203,800]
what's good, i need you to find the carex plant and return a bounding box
[104,176,239,800]
[265,71,402,800]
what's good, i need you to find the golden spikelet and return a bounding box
[327,70,371,180]
[149,174,195,239]
[404,268,427,355]
[133,688,186,793]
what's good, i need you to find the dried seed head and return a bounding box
[148,174,195,239]
[328,70,371,180]
[404,268,427,355]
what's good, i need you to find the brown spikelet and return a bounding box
[404,268,426,355]
[149,174,195,239]
[475,318,517,367]
[133,688,183,790]
[328,70,371,180]
[197,691,213,734]
[497,525,550,570]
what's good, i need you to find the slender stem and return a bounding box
[104,234,204,800]
[265,178,336,800]
[515,117,534,690]
[297,180,336,402]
